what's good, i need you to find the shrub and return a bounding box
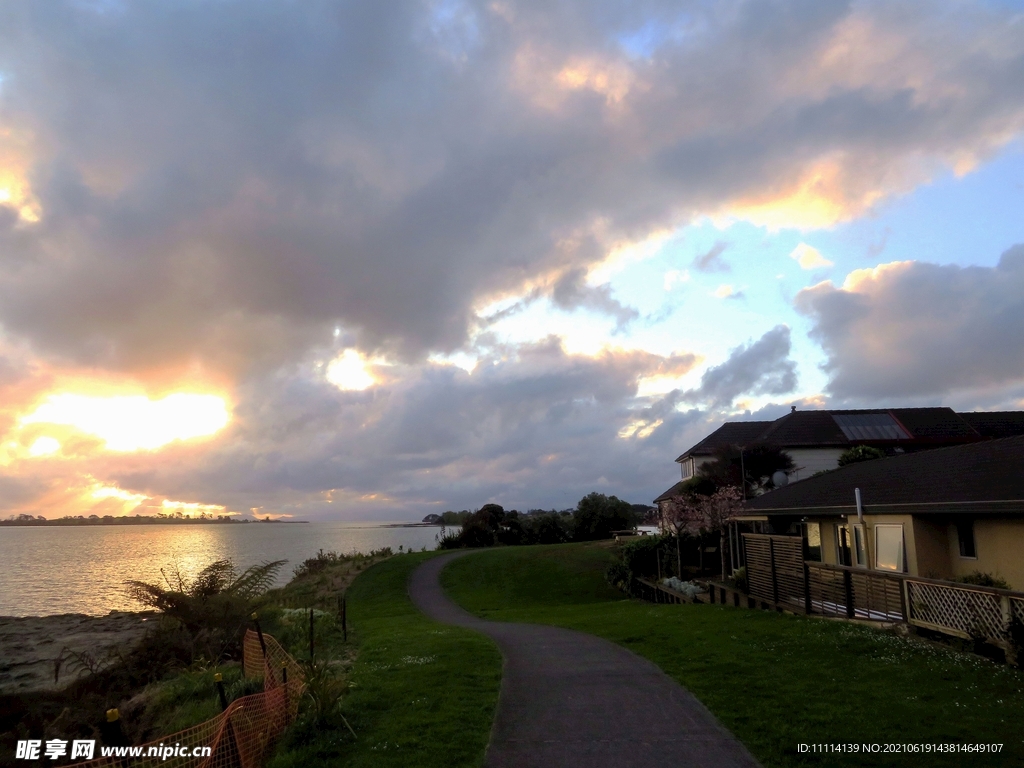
[521,512,571,544]
[572,493,637,541]
[436,528,464,549]
[292,548,393,578]
[956,571,1011,590]
[838,445,886,466]
[617,535,666,577]
[125,559,286,662]
[605,561,631,590]
[299,658,351,729]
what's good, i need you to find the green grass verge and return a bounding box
[269,552,502,768]
[441,543,1024,768]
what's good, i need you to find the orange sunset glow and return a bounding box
[19,392,230,452]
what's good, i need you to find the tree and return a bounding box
[837,445,886,466]
[660,485,742,580]
[572,493,637,541]
[698,443,794,495]
[696,486,743,581]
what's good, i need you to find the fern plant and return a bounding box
[125,559,286,662]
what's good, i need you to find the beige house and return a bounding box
[737,436,1024,590]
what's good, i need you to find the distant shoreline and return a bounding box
[0,517,309,527]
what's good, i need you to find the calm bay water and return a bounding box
[0,522,454,617]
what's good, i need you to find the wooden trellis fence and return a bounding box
[741,533,1024,658]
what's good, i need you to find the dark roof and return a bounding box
[960,411,1024,439]
[743,435,1024,516]
[888,408,978,441]
[674,421,772,462]
[676,407,1024,462]
[654,481,687,504]
[759,410,849,447]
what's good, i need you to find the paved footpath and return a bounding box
[409,552,763,768]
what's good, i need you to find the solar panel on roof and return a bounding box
[832,413,910,441]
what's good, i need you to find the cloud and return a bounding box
[72,339,702,518]
[712,284,743,300]
[0,2,1023,519]
[796,245,1024,399]
[683,325,798,408]
[663,269,689,291]
[0,1,1019,377]
[550,268,639,329]
[790,242,833,270]
[691,241,731,273]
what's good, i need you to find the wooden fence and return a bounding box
[741,533,1024,658]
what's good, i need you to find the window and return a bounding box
[852,524,867,567]
[681,459,693,479]
[836,525,852,566]
[956,520,977,559]
[804,523,822,562]
[874,524,905,572]
[832,413,910,441]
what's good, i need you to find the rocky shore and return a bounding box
[0,612,155,695]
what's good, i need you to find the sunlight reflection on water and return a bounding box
[0,522,455,616]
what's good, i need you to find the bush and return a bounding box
[522,512,572,544]
[838,445,886,466]
[293,548,393,578]
[605,561,631,590]
[617,535,666,577]
[956,571,1011,590]
[604,535,672,592]
[572,493,637,541]
[124,559,286,663]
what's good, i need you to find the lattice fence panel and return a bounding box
[907,581,1007,642]
[1012,597,1024,627]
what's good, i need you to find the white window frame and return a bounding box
[852,524,867,568]
[874,524,905,572]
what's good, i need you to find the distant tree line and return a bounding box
[431,493,652,549]
[0,513,284,526]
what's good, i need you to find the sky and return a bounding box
[1,0,1023,520]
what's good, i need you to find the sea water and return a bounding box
[0,521,455,616]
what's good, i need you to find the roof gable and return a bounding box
[675,421,772,462]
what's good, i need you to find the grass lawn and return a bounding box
[269,551,502,768]
[441,543,1024,768]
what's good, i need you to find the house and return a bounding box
[656,407,1024,510]
[735,435,1024,590]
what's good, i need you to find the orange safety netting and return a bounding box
[67,630,305,768]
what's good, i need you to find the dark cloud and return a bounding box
[684,325,797,407]
[0,1,1019,374]
[796,245,1024,400]
[691,241,731,273]
[550,268,638,330]
[106,340,702,516]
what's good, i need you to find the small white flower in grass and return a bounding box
[400,655,437,666]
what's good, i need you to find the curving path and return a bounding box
[409,552,762,768]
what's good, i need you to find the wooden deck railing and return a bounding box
[740,533,1024,659]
